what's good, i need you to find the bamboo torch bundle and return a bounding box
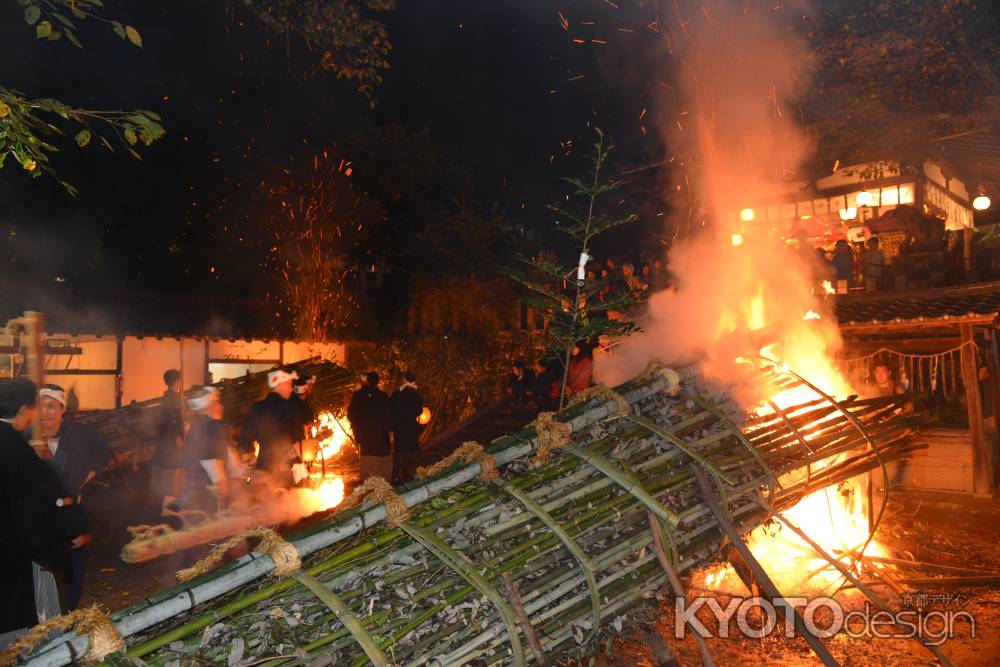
[19,365,922,667]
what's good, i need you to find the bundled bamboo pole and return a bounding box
[22,367,686,667]
[20,366,921,667]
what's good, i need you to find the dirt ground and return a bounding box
[599,489,1000,667]
[81,468,999,666]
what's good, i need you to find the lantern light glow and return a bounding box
[839,207,857,221]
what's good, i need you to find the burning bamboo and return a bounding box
[19,364,922,667]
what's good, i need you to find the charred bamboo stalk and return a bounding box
[21,365,922,667]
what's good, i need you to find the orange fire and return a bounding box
[310,410,353,461]
[706,340,887,593]
[297,476,346,513]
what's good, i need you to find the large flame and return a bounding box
[310,410,353,461]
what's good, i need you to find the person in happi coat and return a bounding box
[178,387,231,516]
[390,372,424,484]
[150,369,185,509]
[238,368,300,487]
[38,384,112,612]
[348,371,392,481]
[0,379,71,649]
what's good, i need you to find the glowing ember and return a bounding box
[803,309,821,321]
[821,280,835,295]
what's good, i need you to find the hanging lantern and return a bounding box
[973,193,991,211]
[417,407,432,425]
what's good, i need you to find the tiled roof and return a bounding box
[835,282,1000,329]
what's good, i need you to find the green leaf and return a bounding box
[52,13,74,29]
[127,146,142,160]
[74,129,90,148]
[24,5,41,25]
[99,135,114,151]
[47,30,62,42]
[125,25,142,47]
[70,5,87,20]
[123,127,137,145]
[36,20,52,39]
[65,29,82,48]
[112,21,125,39]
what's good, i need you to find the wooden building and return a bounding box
[835,282,1000,495]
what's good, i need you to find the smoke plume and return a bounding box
[599,0,848,400]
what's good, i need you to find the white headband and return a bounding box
[39,387,66,407]
[268,369,299,388]
[187,386,220,411]
[399,380,418,391]
[294,375,317,394]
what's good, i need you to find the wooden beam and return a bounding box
[960,324,991,494]
[989,329,1000,489]
[839,315,996,334]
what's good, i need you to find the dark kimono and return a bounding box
[0,421,72,634]
[238,393,299,475]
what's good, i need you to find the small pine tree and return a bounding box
[509,128,641,410]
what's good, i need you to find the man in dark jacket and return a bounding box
[0,379,72,647]
[347,372,391,481]
[390,372,424,484]
[180,387,231,515]
[150,369,185,509]
[287,375,317,446]
[238,368,300,487]
[38,384,112,612]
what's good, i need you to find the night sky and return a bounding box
[0,1,670,303]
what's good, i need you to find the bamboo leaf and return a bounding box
[125,25,143,47]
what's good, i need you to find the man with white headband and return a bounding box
[38,383,112,612]
[0,378,70,646]
[238,367,301,487]
[178,387,231,515]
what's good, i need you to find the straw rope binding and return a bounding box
[637,358,682,395]
[340,475,411,526]
[416,441,498,481]
[0,607,123,666]
[529,411,572,467]
[177,527,301,582]
[568,383,631,417]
